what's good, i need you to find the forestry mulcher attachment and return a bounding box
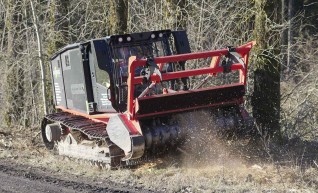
[42,30,255,168]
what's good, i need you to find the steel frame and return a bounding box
[127,41,255,120]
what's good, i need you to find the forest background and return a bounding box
[0,0,317,144]
[0,0,318,192]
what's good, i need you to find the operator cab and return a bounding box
[108,30,176,112]
[50,30,191,114]
[91,30,191,113]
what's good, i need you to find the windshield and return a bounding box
[112,41,170,77]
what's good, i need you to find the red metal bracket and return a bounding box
[127,41,255,120]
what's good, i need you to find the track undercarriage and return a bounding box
[42,113,123,168]
[42,105,252,169]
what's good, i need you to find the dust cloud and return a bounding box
[174,110,245,168]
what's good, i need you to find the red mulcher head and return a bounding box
[127,41,255,120]
[106,41,256,161]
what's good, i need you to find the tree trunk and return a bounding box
[30,0,48,115]
[281,0,288,77]
[252,0,281,140]
[0,7,6,52]
[287,0,295,72]
[108,0,128,34]
[4,0,25,126]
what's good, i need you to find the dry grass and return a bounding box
[1,126,318,192]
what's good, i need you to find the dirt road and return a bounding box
[1,127,318,192]
[0,160,153,193]
[0,172,77,193]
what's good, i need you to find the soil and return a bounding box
[1,126,318,192]
[0,159,154,193]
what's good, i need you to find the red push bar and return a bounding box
[127,41,255,120]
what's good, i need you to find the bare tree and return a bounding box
[287,0,296,71]
[252,0,281,140]
[3,0,25,126]
[0,0,316,142]
[30,0,47,115]
[108,0,128,34]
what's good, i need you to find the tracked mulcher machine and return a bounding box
[42,30,255,168]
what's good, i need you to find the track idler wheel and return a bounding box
[41,118,61,149]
